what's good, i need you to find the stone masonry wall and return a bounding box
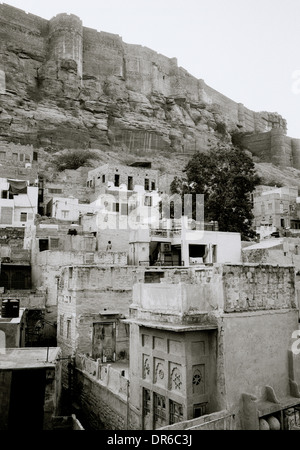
[73,368,139,430]
[241,129,300,169]
[223,264,296,312]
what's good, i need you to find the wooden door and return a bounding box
[92,322,116,362]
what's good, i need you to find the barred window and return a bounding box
[154,392,166,426]
[169,400,183,425]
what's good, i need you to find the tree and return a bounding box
[54,149,99,171]
[170,143,260,240]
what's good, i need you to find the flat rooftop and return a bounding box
[0,347,61,369]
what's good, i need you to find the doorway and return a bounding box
[92,322,116,362]
[8,368,46,430]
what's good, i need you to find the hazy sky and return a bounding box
[2,0,300,137]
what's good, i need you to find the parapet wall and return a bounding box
[131,264,297,320]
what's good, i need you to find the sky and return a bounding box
[2,0,300,137]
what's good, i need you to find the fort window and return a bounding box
[128,176,133,190]
[0,151,6,160]
[144,178,149,191]
[115,174,120,187]
[102,174,105,183]
[20,212,27,222]
[33,151,38,161]
[1,190,8,199]
[151,181,156,190]
[12,153,18,162]
[281,218,285,227]
[19,154,24,162]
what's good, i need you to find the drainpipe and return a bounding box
[126,379,130,429]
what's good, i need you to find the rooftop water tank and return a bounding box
[1,299,20,318]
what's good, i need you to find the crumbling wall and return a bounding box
[223,264,296,312]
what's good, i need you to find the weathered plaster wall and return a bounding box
[223,264,296,312]
[131,264,296,319]
[222,309,299,429]
[73,368,139,430]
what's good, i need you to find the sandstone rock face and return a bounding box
[0,4,287,157]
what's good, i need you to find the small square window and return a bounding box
[20,212,27,222]
[50,238,59,249]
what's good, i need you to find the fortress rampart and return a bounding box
[0,3,297,166]
[0,3,286,131]
[241,129,300,169]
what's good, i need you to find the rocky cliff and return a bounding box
[0,3,288,158]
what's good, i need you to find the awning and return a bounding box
[8,179,27,195]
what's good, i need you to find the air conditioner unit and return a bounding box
[161,243,171,252]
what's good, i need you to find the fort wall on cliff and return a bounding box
[0,3,298,168]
